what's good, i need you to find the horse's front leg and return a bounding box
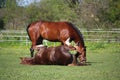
[68,55,78,66]
[79,52,86,64]
[75,47,86,64]
[62,38,76,50]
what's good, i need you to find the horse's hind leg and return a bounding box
[30,47,34,57]
[30,40,37,57]
[30,37,43,57]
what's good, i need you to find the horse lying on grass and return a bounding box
[20,45,78,66]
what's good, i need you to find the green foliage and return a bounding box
[35,0,76,21]
[107,0,120,23]
[0,0,120,30]
[1,0,24,30]
[98,0,120,28]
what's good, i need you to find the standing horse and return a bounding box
[27,21,86,63]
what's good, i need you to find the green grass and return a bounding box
[0,42,120,80]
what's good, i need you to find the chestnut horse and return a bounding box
[20,45,77,66]
[27,21,86,63]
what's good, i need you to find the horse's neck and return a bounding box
[75,37,85,47]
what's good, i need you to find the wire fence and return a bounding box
[0,29,120,45]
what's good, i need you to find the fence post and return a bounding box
[26,36,28,46]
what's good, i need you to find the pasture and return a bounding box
[0,42,120,80]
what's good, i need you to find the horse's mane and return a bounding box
[68,22,85,46]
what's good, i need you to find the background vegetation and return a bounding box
[0,0,120,30]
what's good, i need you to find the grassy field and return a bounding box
[0,42,120,80]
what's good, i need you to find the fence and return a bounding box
[0,29,120,45]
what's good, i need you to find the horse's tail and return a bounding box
[26,24,32,41]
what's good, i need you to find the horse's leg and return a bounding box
[30,41,36,57]
[61,42,64,45]
[30,37,42,57]
[30,47,34,57]
[35,37,43,51]
[62,38,76,50]
[61,37,72,46]
[64,37,71,46]
[74,45,86,63]
[36,37,43,45]
[30,37,43,57]
[68,55,78,66]
[79,49,86,64]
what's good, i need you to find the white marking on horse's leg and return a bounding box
[65,38,71,46]
[36,44,45,48]
[35,44,45,51]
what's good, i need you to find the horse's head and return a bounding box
[74,42,86,64]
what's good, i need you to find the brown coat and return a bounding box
[20,45,77,66]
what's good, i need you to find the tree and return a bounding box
[0,18,4,29]
[98,0,120,28]
[0,0,6,29]
[0,0,6,8]
[35,0,77,22]
[3,0,18,29]
[0,0,119,30]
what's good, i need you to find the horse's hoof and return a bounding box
[80,60,86,64]
[68,64,77,66]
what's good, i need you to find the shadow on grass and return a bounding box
[77,61,103,66]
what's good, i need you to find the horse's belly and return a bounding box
[42,31,60,41]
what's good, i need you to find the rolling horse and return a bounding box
[27,21,86,63]
[20,45,78,66]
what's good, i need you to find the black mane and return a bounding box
[68,22,85,46]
